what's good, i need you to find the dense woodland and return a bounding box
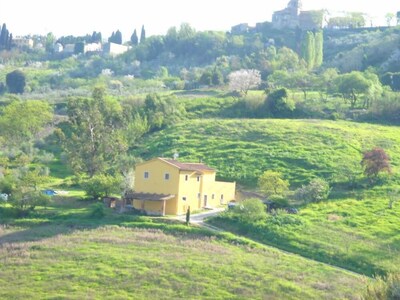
[1,15,400,298]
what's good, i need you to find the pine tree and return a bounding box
[130,29,138,46]
[140,25,146,43]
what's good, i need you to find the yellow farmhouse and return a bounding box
[128,157,236,216]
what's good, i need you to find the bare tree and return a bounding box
[228,69,261,96]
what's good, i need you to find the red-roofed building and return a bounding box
[130,157,236,215]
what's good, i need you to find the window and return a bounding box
[197,176,200,182]
[164,173,170,180]
[182,196,187,201]
[144,171,149,179]
[220,194,224,200]
[197,193,201,200]
[185,175,188,181]
[212,194,215,200]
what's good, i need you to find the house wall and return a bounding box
[176,171,203,215]
[132,199,164,216]
[135,159,180,214]
[133,158,236,215]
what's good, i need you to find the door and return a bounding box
[204,195,208,207]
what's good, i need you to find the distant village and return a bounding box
[12,37,130,57]
[8,0,399,57]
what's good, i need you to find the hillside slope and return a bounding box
[135,119,400,186]
[0,224,364,299]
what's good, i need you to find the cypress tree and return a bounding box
[140,25,146,43]
[314,30,323,68]
[130,29,138,46]
[8,33,12,50]
[301,31,315,70]
[0,23,8,49]
[108,31,115,43]
[114,30,122,45]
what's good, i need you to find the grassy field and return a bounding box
[133,118,400,276]
[0,197,366,299]
[134,118,400,187]
[209,195,400,276]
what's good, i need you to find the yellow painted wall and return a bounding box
[135,159,180,214]
[176,171,202,215]
[132,200,164,215]
[133,158,236,215]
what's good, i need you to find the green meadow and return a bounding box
[0,198,365,300]
[136,118,400,276]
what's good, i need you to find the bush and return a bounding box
[89,203,106,218]
[82,174,122,200]
[294,178,330,203]
[267,194,289,208]
[233,198,267,223]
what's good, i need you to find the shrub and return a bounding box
[82,174,122,200]
[233,198,267,223]
[89,203,106,218]
[267,194,289,208]
[294,178,330,203]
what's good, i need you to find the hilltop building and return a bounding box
[126,157,236,216]
[272,0,323,30]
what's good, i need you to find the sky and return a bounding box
[0,0,398,41]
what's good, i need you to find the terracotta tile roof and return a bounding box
[160,158,215,172]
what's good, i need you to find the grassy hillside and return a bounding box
[0,198,365,299]
[134,118,400,276]
[135,119,400,187]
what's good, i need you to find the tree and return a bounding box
[233,198,267,223]
[6,70,26,94]
[0,100,53,147]
[108,30,122,44]
[45,32,56,52]
[385,13,395,26]
[335,71,371,108]
[258,170,289,197]
[83,173,122,200]
[314,30,324,68]
[301,31,315,70]
[130,29,138,46]
[140,25,146,43]
[228,69,261,96]
[57,87,128,177]
[3,170,50,214]
[264,88,295,117]
[0,23,9,49]
[185,206,191,225]
[294,178,330,203]
[114,30,122,45]
[361,147,391,180]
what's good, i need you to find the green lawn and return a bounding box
[0,197,366,299]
